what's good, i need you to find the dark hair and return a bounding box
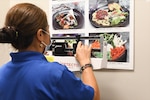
[0,3,48,50]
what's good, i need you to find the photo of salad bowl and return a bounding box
[89,3,129,28]
[90,33,128,62]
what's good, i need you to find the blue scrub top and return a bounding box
[0,51,94,100]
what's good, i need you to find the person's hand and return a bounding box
[75,41,92,66]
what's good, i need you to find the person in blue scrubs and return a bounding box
[0,3,100,100]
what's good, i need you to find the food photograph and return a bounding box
[89,0,130,28]
[52,2,85,30]
[50,33,85,56]
[89,32,129,62]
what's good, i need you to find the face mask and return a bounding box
[41,29,51,54]
[41,41,50,54]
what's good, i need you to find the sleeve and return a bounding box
[55,68,94,100]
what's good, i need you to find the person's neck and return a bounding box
[19,45,43,53]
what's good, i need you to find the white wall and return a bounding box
[97,1,150,100]
[0,0,9,25]
[0,0,150,100]
[10,0,50,22]
[0,0,13,66]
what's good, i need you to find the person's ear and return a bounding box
[36,29,44,41]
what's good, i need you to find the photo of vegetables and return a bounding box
[89,32,129,62]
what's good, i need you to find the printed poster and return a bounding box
[46,0,134,71]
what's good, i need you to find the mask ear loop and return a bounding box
[41,41,47,47]
[40,41,47,47]
[42,29,50,35]
[40,41,49,54]
[40,29,50,54]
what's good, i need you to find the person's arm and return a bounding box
[75,41,100,100]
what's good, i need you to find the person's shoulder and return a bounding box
[43,62,70,82]
[0,61,11,68]
[0,62,11,74]
[47,62,67,70]
[44,62,68,76]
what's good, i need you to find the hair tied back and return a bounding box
[7,26,19,39]
[15,31,18,39]
[0,26,18,43]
